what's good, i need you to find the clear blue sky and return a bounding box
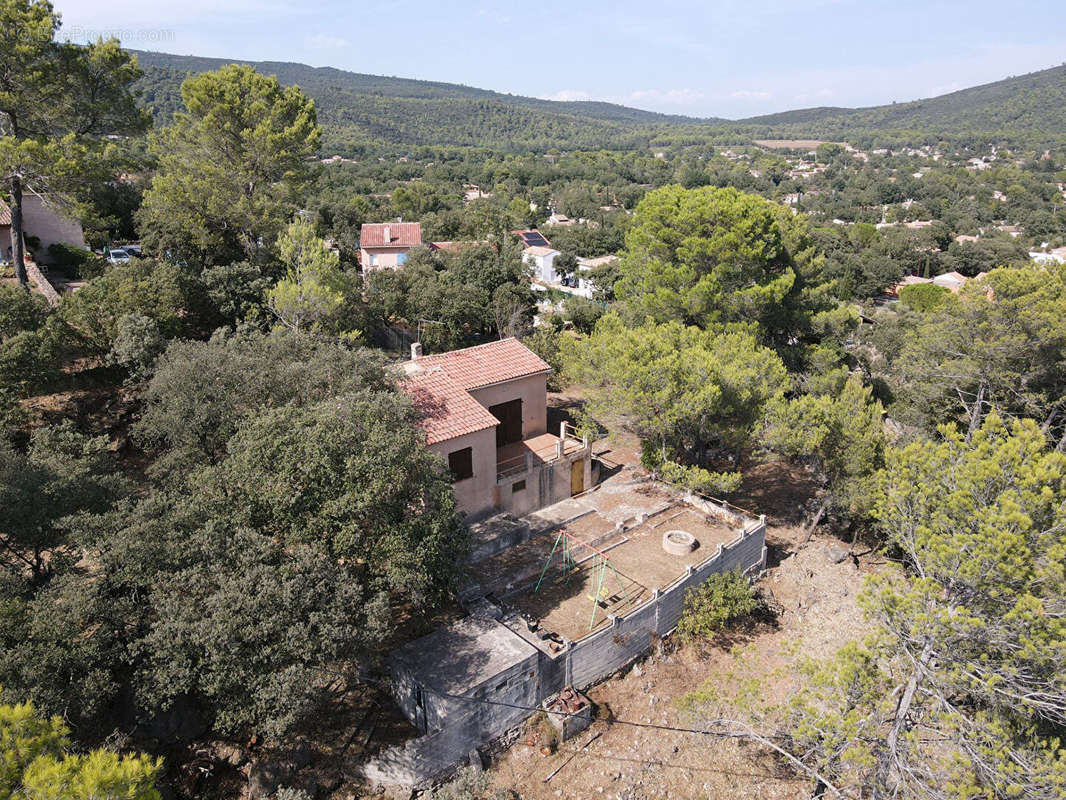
[57,0,1066,119]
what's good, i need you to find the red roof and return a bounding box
[360,222,422,248]
[413,338,551,392]
[402,338,552,444]
[404,368,500,445]
[0,199,10,226]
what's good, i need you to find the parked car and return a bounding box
[107,248,131,264]
[123,244,142,257]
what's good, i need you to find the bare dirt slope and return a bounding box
[484,415,885,799]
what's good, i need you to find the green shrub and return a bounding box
[563,295,603,334]
[0,326,63,396]
[46,243,106,278]
[676,569,760,642]
[108,313,166,380]
[0,284,48,340]
[522,325,563,391]
[898,282,951,312]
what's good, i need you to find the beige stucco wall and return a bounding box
[361,246,411,272]
[469,374,548,439]
[21,195,84,264]
[496,448,591,518]
[430,427,497,520]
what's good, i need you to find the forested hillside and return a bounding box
[131,50,701,153]
[133,51,1066,153]
[741,64,1066,143]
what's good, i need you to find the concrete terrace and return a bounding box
[466,470,749,642]
[495,431,586,480]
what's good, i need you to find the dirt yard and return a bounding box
[481,408,886,799]
[498,504,739,642]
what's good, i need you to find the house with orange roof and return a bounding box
[0,199,11,263]
[401,338,592,520]
[359,222,422,272]
[932,271,969,293]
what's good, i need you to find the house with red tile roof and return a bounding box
[0,199,11,263]
[401,338,592,520]
[360,222,422,272]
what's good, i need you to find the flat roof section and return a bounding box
[389,616,538,694]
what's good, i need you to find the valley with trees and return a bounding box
[1,1,1065,798]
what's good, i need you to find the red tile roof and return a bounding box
[401,338,552,444]
[0,199,10,226]
[360,222,422,248]
[413,338,552,392]
[404,368,499,445]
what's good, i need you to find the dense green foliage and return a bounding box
[676,569,760,642]
[858,263,1066,443]
[137,64,320,266]
[612,185,833,365]
[0,698,161,800]
[897,281,951,311]
[760,375,886,529]
[365,242,535,351]
[776,414,1066,798]
[0,0,148,285]
[0,333,466,743]
[566,313,788,467]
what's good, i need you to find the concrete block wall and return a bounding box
[563,524,765,690]
[368,646,539,786]
[363,517,766,788]
[567,602,658,689]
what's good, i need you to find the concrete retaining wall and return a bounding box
[562,526,765,690]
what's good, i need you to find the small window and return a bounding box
[397,252,408,265]
[512,480,526,493]
[369,253,379,266]
[448,447,473,482]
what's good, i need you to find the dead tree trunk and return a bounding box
[803,497,828,543]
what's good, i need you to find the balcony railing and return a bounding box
[497,453,529,481]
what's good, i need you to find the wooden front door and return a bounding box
[489,399,523,447]
[570,459,584,496]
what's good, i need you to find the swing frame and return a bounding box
[533,529,634,630]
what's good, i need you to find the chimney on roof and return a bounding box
[411,342,422,361]
[383,225,391,243]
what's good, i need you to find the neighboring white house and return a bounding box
[21,192,85,264]
[931,271,969,292]
[522,245,560,283]
[1030,248,1066,266]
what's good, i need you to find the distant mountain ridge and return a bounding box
[738,64,1066,138]
[131,50,1066,150]
[131,50,707,124]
